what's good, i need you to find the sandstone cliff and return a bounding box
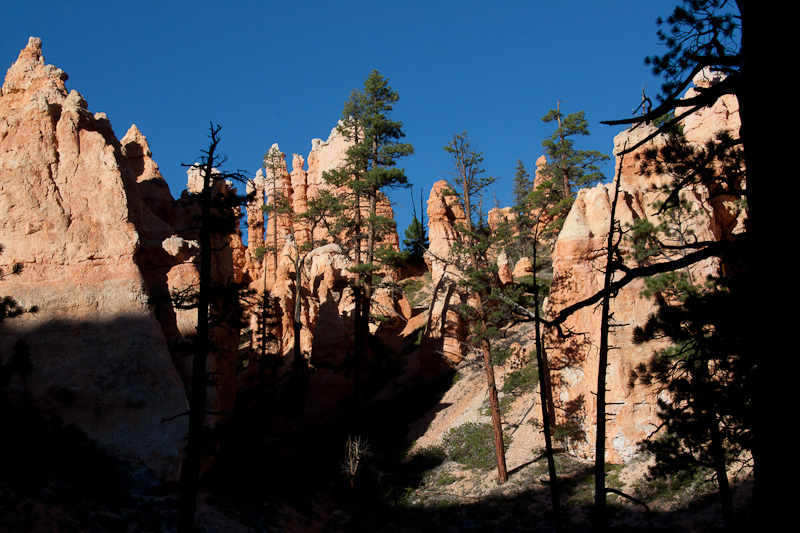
[242,123,409,377]
[0,38,191,480]
[544,72,743,463]
[0,38,240,480]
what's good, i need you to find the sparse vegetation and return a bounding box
[553,419,585,446]
[480,394,515,417]
[400,271,433,307]
[501,360,538,395]
[443,422,511,471]
[252,245,267,263]
[632,464,716,506]
[434,472,461,486]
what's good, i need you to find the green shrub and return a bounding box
[553,419,585,445]
[502,362,538,395]
[632,464,714,503]
[409,444,447,469]
[490,346,513,365]
[400,276,429,307]
[434,472,461,486]
[443,422,510,470]
[252,245,267,263]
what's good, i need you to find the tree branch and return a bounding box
[546,239,734,330]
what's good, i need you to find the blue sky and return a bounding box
[3,0,679,241]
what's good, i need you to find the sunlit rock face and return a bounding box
[545,73,744,463]
[417,180,468,369]
[0,38,246,480]
[241,124,409,377]
[0,37,190,480]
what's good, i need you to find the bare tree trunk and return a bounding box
[351,184,365,431]
[532,230,562,530]
[178,133,217,533]
[292,246,306,372]
[594,151,625,532]
[594,265,611,531]
[293,293,303,370]
[260,253,268,383]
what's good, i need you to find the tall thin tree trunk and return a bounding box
[292,242,305,372]
[594,150,625,532]
[178,138,217,533]
[483,337,508,484]
[293,291,303,370]
[475,293,508,485]
[260,253,268,382]
[710,418,736,530]
[532,227,562,531]
[351,184,365,431]
[694,361,736,530]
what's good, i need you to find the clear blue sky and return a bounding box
[3,0,678,241]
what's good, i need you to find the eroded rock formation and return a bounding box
[544,75,743,462]
[0,38,189,480]
[420,182,527,371]
[418,180,469,368]
[243,123,410,377]
[0,38,241,480]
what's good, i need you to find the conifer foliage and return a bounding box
[402,187,428,260]
[322,70,413,425]
[442,132,509,484]
[631,276,752,530]
[539,102,609,234]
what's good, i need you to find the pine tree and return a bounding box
[539,102,609,235]
[505,107,610,523]
[322,70,413,428]
[631,276,752,531]
[403,215,427,258]
[620,117,749,531]
[442,131,509,484]
[506,159,561,527]
[402,187,428,260]
[262,144,285,284]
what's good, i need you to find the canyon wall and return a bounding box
[0,38,239,480]
[242,124,409,377]
[545,71,743,463]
